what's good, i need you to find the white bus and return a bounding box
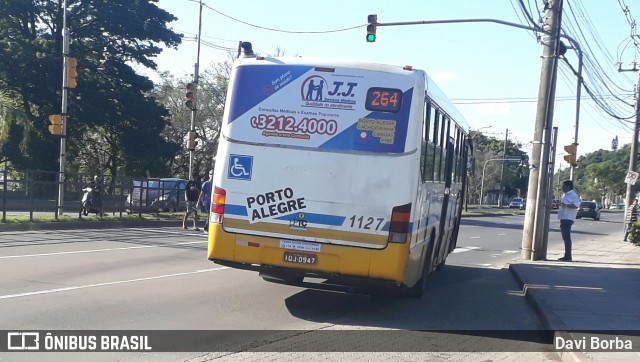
[207,49,470,297]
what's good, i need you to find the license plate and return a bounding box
[283,251,317,265]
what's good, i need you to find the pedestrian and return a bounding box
[558,179,580,261]
[197,170,214,233]
[623,198,639,242]
[182,173,201,230]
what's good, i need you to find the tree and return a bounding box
[152,53,234,179]
[0,0,182,185]
[468,131,529,205]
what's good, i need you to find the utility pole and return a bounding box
[498,128,509,208]
[538,127,558,261]
[521,0,564,261]
[620,64,640,212]
[57,0,70,216]
[188,0,203,178]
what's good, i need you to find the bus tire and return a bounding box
[405,241,434,298]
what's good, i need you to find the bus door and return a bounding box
[436,141,455,264]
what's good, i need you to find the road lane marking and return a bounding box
[0,240,207,259]
[452,246,481,253]
[0,267,229,300]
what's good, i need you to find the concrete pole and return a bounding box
[521,0,563,261]
[624,75,640,212]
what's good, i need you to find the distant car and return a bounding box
[509,198,524,209]
[126,178,188,212]
[576,201,602,220]
[551,199,560,209]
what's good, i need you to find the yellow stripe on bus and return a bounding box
[222,217,388,246]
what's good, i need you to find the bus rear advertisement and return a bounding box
[207,49,469,298]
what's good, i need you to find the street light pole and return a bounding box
[480,158,521,209]
[498,128,509,208]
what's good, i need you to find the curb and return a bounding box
[0,219,182,232]
[508,263,591,362]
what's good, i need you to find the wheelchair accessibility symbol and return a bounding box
[228,154,253,181]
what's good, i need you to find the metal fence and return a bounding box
[0,167,188,222]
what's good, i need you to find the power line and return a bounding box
[201,3,362,34]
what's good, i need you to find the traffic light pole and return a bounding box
[57,0,70,216]
[188,0,203,178]
[368,9,580,260]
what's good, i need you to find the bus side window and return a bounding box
[444,141,455,187]
[443,118,452,183]
[453,127,462,182]
[436,115,448,181]
[421,100,432,182]
[431,109,441,181]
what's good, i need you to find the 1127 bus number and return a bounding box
[348,215,385,230]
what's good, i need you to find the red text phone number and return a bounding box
[250,114,338,135]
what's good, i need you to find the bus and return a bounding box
[207,48,471,297]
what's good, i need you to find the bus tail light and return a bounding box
[211,186,226,223]
[388,203,412,243]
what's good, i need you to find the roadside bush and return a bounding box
[629,222,640,245]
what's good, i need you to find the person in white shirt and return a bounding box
[558,180,580,261]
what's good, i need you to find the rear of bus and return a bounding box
[208,55,424,288]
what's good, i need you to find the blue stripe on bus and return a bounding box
[225,204,248,216]
[274,212,345,226]
[224,204,413,232]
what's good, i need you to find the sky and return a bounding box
[146,0,640,169]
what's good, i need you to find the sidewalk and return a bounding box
[509,232,640,361]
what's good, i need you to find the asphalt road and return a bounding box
[452,212,624,267]
[1,214,621,360]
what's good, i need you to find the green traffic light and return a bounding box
[366,34,376,42]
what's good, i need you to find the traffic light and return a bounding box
[66,57,77,89]
[185,83,196,110]
[563,143,577,165]
[187,130,198,150]
[366,14,377,42]
[48,114,63,136]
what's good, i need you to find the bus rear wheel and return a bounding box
[405,242,434,298]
